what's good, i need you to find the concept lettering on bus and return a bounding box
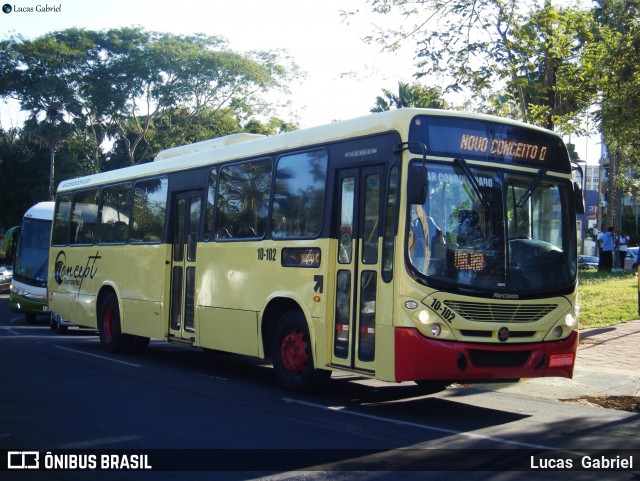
[48,109,583,391]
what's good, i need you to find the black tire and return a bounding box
[98,292,133,353]
[414,380,449,394]
[49,315,57,331]
[271,311,330,392]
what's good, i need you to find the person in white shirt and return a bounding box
[617,230,630,269]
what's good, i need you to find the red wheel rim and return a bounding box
[279,330,308,374]
[103,305,114,341]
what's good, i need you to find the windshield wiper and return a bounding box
[454,157,491,213]
[516,169,547,208]
[33,256,48,281]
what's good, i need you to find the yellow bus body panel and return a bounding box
[49,244,169,338]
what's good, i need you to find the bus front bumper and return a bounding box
[9,291,49,315]
[394,327,579,382]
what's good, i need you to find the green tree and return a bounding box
[79,28,299,165]
[590,0,640,234]
[370,81,450,112]
[0,34,86,198]
[0,126,49,227]
[361,0,595,131]
[1,28,300,166]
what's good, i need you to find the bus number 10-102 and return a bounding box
[257,248,277,261]
[430,298,456,322]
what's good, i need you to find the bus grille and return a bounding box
[444,301,557,323]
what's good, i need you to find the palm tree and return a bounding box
[371,81,450,112]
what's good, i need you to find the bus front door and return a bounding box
[332,166,385,374]
[169,191,202,343]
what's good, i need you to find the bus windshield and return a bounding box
[14,218,51,286]
[407,161,576,294]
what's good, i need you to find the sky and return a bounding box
[0,0,601,163]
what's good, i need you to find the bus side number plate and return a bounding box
[257,248,277,262]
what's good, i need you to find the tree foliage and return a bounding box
[591,0,640,154]
[370,81,450,112]
[0,28,299,229]
[589,0,640,231]
[1,27,299,166]
[362,0,595,132]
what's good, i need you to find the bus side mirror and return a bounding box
[574,182,585,215]
[407,164,427,205]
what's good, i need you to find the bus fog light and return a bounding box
[552,326,563,338]
[418,310,430,324]
[431,324,442,336]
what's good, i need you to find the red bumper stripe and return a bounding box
[394,327,578,382]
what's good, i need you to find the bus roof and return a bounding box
[23,201,55,221]
[56,108,562,193]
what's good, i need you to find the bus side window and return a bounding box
[70,189,99,245]
[131,177,168,243]
[272,150,328,239]
[216,159,272,240]
[99,183,132,244]
[204,169,217,241]
[52,193,72,246]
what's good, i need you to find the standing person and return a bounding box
[618,230,630,270]
[597,226,615,272]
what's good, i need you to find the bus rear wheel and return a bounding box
[271,311,330,392]
[98,292,134,353]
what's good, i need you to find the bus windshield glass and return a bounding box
[14,218,51,286]
[407,161,576,294]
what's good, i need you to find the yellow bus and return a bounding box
[48,108,582,391]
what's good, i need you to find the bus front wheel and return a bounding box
[271,311,330,392]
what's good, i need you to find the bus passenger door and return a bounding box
[169,191,202,343]
[332,166,384,373]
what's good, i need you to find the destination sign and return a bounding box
[459,134,548,162]
[408,115,571,171]
[452,250,486,272]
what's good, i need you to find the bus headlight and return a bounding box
[418,310,430,324]
[11,285,46,302]
[552,326,563,338]
[565,312,576,327]
[431,324,442,337]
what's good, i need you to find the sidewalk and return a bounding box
[475,320,640,403]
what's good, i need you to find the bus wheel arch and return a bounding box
[264,301,330,391]
[97,288,127,352]
[261,297,302,359]
[96,287,149,353]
